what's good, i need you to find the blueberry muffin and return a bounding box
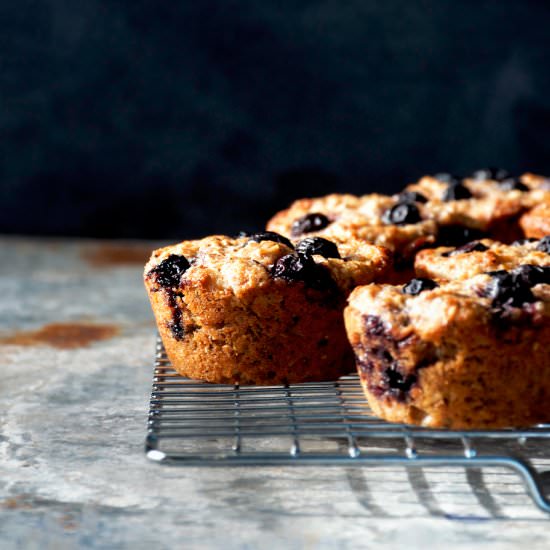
[415,236,550,281]
[267,193,438,271]
[144,232,392,385]
[344,266,550,428]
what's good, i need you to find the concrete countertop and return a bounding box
[1,236,549,549]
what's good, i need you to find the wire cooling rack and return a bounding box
[146,338,550,513]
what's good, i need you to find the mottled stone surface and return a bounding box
[1,237,550,549]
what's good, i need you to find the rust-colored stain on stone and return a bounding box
[2,498,21,509]
[83,243,153,267]
[0,322,119,349]
[1,496,33,510]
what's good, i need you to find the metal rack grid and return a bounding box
[146,338,550,513]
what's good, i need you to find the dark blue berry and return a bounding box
[471,168,509,181]
[385,367,417,393]
[498,178,528,192]
[382,202,422,225]
[295,237,340,259]
[514,264,550,287]
[291,213,331,237]
[437,225,488,247]
[402,278,439,295]
[398,191,428,204]
[168,320,185,340]
[536,236,550,254]
[484,269,536,308]
[166,294,185,340]
[271,254,335,291]
[442,240,489,257]
[248,231,293,248]
[150,255,190,288]
[442,182,473,201]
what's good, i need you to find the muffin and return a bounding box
[415,236,550,281]
[144,232,391,385]
[344,266,550,428]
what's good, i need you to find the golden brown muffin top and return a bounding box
[145,232,392,296]
[347,268,550,342]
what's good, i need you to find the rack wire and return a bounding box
[146,338,550,513]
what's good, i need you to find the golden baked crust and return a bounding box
[344,272,550,428]
[415,237,550,280]
[144,234,392,385]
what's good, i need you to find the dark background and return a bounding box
[2,1,549,239]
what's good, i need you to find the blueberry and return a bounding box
[149,255,190,288]
[382,202,422,225]
[248,231,293,249]
[402,278,439,295]
[295,237,341,259]
[442,182,473,201]
[166,294,185,340]
[385,367,417,393]
[397,191,428,204]
[168,320,185,340]
[291,213,331,237]
[498,177,529,192]
[271,254,305,280]
[514,264,550,287]
[471,168,509,181]
[437,225,488,247]
[271,254,336,291]
[536,236,550,254]
[485,270,536,308]
[442,240,489,257]
[433,173,460,185]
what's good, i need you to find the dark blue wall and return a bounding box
[2,1,549,238]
